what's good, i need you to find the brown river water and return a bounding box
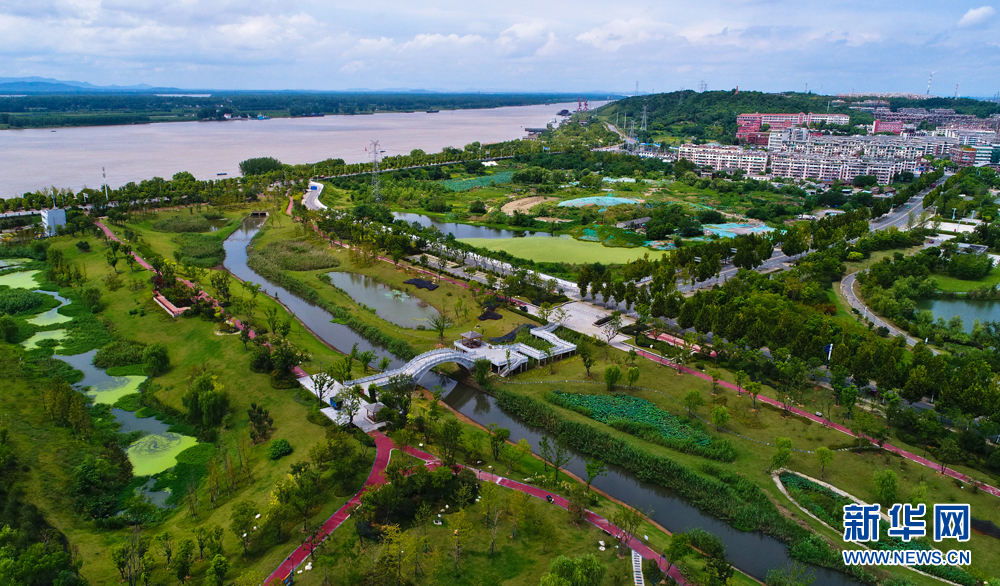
[0,101,585,198]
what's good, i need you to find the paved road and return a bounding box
[302,181,327,211]
[840,271,924,347]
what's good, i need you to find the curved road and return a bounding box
[840,271,923,348]
[302,181,327,211]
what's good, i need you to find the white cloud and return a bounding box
[400,33,485,51]
[495,22,557,57]
[576,19,667,52]
[958,6,995,27]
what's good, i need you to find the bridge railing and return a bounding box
[344,348,466,387]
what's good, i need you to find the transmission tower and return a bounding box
[635,81,639,97]
[640,104,648,132]
[368,140,383,202]
[698,80,708,92]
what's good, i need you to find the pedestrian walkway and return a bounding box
[265,430,691,586]
[631,348,1000,499]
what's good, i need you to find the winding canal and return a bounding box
[222,215,857,585]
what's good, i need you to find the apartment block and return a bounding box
[677,144,768,174]
[736,112,850,137]
[770,154,918,184]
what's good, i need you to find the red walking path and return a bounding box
[633,348,1000,499]
[94,219,310,379]
[265,431,691,586]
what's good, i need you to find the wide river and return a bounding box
[0,101,585,198]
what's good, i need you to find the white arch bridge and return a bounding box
[296,324,576,430]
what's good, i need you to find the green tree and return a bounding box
[578,337,597,377]
[604,365,622,392]
[746,381,762,409]
[585,457,608,492]
[210,271,232,303]
[840,385,859,419]
[938,437,961,473]
[488,423,511,461]
[174,539,195,583]
[142,343,170,377]
[156,532,174,568]
[736,370,747,394]
[873,469,898,504]
[682,389,704,414]
[439,418,464,465]
[768,437,793,472]
[473,358,493,387]
[543,554,607,586]
[539,435,570,482]
[626,366,640,389]
[230,501,258,556]
[206,555,230,586]
[711,405,730,430]
[815,447,834,479]
[429,314,454,341]
[0,315,17,343]
[665,533,693,572]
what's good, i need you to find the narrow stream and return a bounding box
[218,217,854,584]
[444,384,857,586]
[222,216,405,368]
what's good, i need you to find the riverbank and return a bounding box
[1,102,578,197]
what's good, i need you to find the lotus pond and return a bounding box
[548,390,712,446]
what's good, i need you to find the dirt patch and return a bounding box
[501,196,558,215]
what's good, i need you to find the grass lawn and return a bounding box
[459,235,655,264]
[10,230,377,585]
[929,269,1000,292]
[487,346,1000,583]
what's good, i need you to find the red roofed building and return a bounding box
[736,112,850,139]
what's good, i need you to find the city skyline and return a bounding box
[1,1,998,95]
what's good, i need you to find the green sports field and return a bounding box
[459,235,660,264]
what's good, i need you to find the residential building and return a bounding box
[677,144,768,174]
[975,144,1000,166]
[871,120,904,134]
[769,154,918,184]
[769,133,956,159]
[736,112,849,138]
[951,148,978,167]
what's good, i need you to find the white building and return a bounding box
[40,209,66,237]
[770,154,917,184]
[677,144,768,174]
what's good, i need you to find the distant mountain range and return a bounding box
[0,77,181,93]
[0,77,609,96]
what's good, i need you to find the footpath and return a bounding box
[631,348,1000,499]
[264,429,690,586]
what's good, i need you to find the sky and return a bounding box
[1,0,998,96]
